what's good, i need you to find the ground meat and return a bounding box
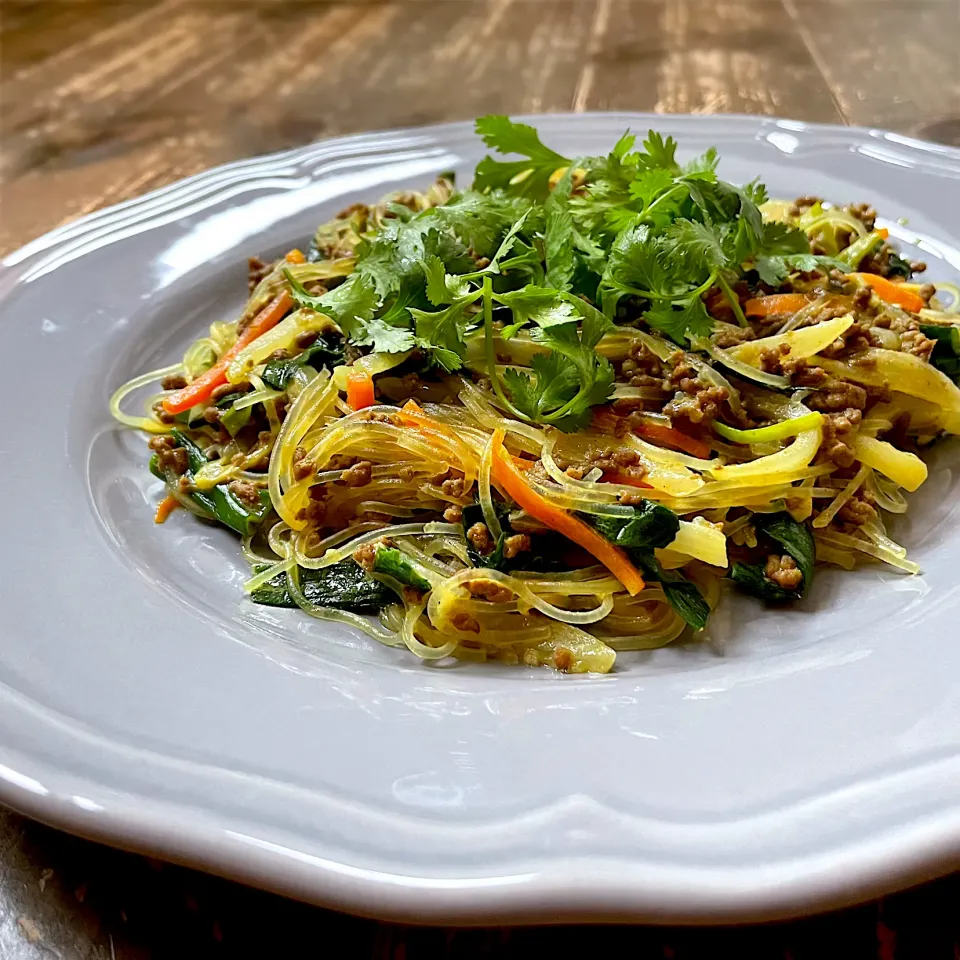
[268,348,291,361]
[807,380,868,413]
[353,542,378,572]
[202,406,221,424]
[764,554,804,591]
[503,534,531,559]
[664,384,728,425]
[297,498,326,524]
[919,283,936,303]
[784,359,827,385]
[160,374,187,390]
[845,203,877,232]
[210,381,250,401]
[295,330,318,350]
[148,435,175,452]
[464,579,514,604]
[452,613,480,634]
[466,522,494,555]
[336,201,370,223]
[758,342,792,373]
[341,461,372,487]
[661,353,729,424]
[899,327,936,362]
[441,477,465,498]
[247,256,272,293]
[713,325,756,348]
[623,342,664,387]
[155,445,189,476]
[838,489,877,527]
[151,400,176,425]
[818,321,877,360]
[228,480,262,507]
[820,408,863,468]
[292,457,315,481]
[619,491,647,506]
[443,504,463,523]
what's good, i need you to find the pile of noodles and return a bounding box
[110,185,960,672]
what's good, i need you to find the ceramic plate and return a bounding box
[2,114,960,924]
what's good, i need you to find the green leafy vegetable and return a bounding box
[251,560,394,612]
[731,512,815,603]
[371,546,433,592]
[473,116,570,198]
[284,270,379,341]
[261,334,345,389]
[920,323,960,384]
[500,301,614,430]
[588,500,680,550]
[633,552,710,631]
[169,429,270,536]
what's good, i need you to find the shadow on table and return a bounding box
[2,808,958,960]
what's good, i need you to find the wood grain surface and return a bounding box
[2,1,960,957]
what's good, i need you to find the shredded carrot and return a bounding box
[744,294,812,317]
[849,272,924,313]
[154,495,179,524]
[489,429,645,595]
[346,369,376,410]
[511,456,534,472]
[632,419,712,459]
[876,228,889,240]
[284,248,306,264]
[162,291,293,414]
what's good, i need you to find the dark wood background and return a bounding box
[2,0,960,956]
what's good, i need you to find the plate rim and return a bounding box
[3,111,960,925]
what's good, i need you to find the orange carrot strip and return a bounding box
[489,429,645,595]
[285,248,306,264]
[744,294,812,317]
[849,272,924,313]
[632,420,712,459]
[876,228,889,240]
[154,495,179,524]
[162,291,293,414]
[346,369,376,410]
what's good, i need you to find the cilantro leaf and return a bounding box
[410,300,476,371]
[424,190,534,258]
[544,167,575,291]
[638,130,680,172]
[423,256,471,305]
[352,316,415,354]
[284,270,378,340]
[644,298,714,343]
[473,115,570,199]
[496,285,576,337]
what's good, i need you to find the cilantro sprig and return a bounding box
[285,115,831,429]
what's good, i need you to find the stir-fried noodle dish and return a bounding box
[112,117,960,673]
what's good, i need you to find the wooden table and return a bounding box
[2,0,959,955]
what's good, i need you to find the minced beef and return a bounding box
[466,522,493,554]
[838,489,877,527]
[807,380,868,413]
[820,408,863,468]
[341,461,373,487]
[764,554,803,590]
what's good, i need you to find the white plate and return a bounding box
[2,114,960,924]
